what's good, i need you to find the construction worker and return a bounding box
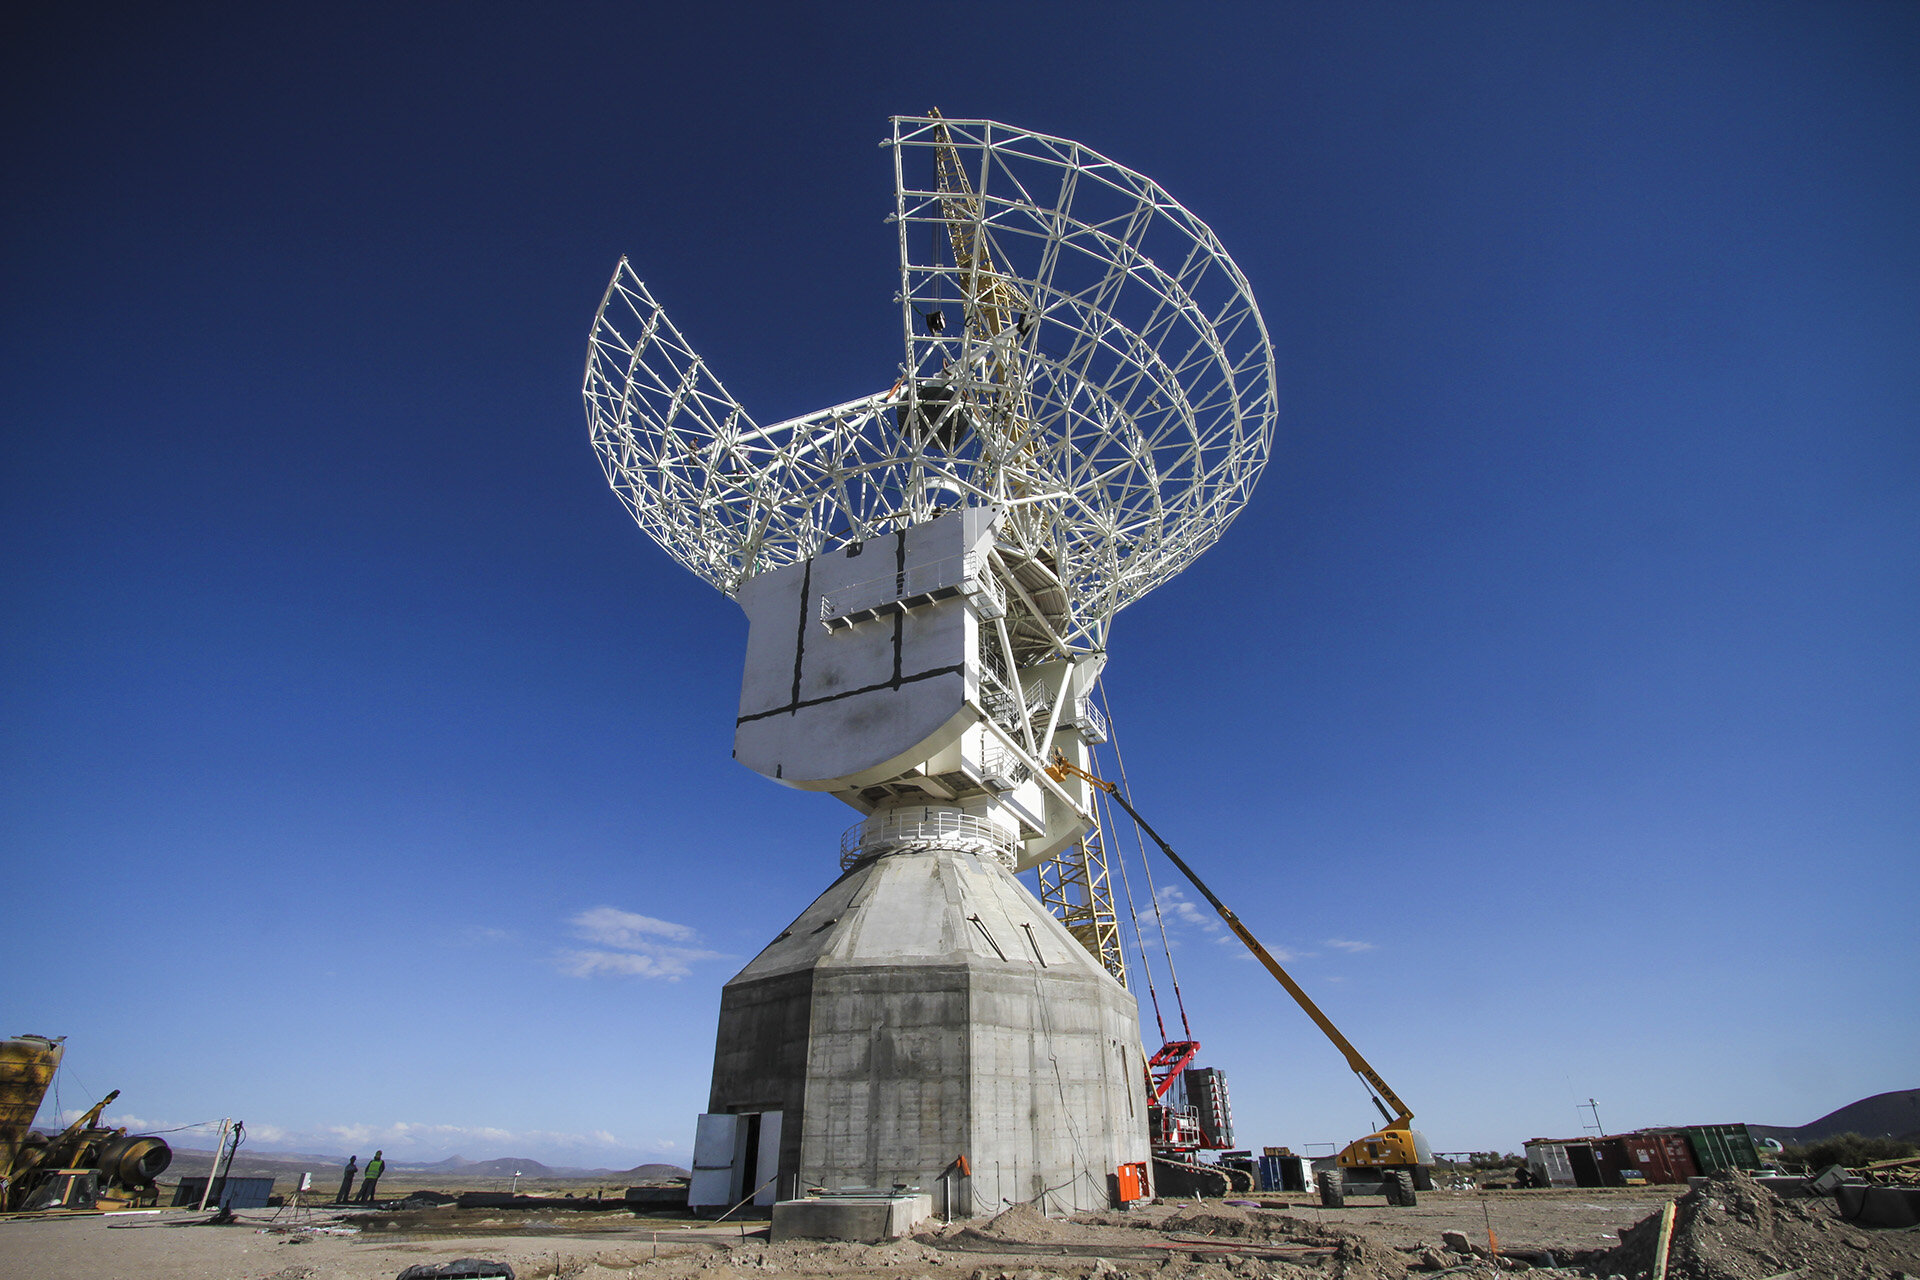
[356,1150,385,1203]
[334,1155,358,1204]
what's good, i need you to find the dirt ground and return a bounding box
[1,1172,1913,1280]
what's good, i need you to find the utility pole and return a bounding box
[196,1119,231,1212]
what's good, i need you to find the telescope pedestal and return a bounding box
[705,845,1150,1216]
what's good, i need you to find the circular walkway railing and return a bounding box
[840,808,1018,870]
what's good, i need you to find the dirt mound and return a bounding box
[1147,1207,1342,1249]
[1591,1169,1920,1280]
[1326,1232,1411,1280]
[627,1237,948,1278]
[1111,1263,1322,1280]
[744,1238,948,1270]
[1158,1207,1259,1238]
[967,1203,1100,1245]
[1076,1206,1403,1279]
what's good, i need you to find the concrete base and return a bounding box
[1834,1183,1920,1228]
[708,846,1152,1216]
[769,1193,934,1243]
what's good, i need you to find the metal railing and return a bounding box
[1066,695,1108,743]
[840,808,1018,869]
[976,739,1033,791]
[981,681,1021,727]
[818,550,1004,629]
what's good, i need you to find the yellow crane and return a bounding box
[1046,753,1433,1206]
[899,110,1041,468]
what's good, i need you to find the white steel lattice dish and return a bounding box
[585,113,1276,649]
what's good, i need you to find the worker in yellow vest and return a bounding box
[356,1151,386,1203]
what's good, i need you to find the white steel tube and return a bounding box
[196,1119,230,1212]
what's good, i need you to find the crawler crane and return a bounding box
[1047,756,1434,1207]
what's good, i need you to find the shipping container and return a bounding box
[1531,1139,1607,1186]
[1616,1132,1699,1184]
[1524,1139,1578,1188]
[1593,1137,1634,1186]
[1660,1132,1702,1180]
[1565,1141,1604,1187]
[1651,1124,1762,1176]
[1258,1153,1312,1192]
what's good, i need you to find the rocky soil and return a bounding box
[1589,1169,1918,1280]
[2,1171,1914,1280]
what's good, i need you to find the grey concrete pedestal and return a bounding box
[769,1193,934,1243]
[707,846,1151,1217]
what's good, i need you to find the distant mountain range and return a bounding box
[1750,1089,1920,1146]
[154,1143,687,1182]
[399,1156,570,1177]
[386,1155,689,1180]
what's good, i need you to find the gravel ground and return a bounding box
[0,1207,736,1280]
[2,1176,1911,1280]
[1189,1186,1689,1253]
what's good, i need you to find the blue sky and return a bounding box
[5,2,1915,1170]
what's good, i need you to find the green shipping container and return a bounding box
[1659,1124,1761,1175]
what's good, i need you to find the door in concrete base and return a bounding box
[689,1113,742,1209]
[690,1110,785,1210]
[750,1111,783,1205]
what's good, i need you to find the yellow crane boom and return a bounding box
[1046,755,1416,1136]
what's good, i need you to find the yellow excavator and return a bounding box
[1047,755,1433,1206]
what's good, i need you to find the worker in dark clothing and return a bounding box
[334,1155,358,1205]
[356,1150,386,1203]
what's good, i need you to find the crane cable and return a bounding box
[1095,676,1194,1043]
[1096,776,1167,1043]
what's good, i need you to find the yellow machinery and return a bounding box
[0,1036,172,1211]
[1047,756,1431,1206]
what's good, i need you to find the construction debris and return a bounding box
[10,1180,1920,1280]
[393,1260,516,1280]
[1593,1169,1920,1279]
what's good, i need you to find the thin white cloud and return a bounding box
[557,948,720,980]
[134,1114,691,1168]
[1216,935,1298,962]
[322,1121,620,1150]
[52,1114,597,1160]
[57,1108,165,1131]
[571,906,697,947]
[1325,938,1376,953]
[555,907,726,982]
[1155,885,1220,934]
[299,1120,655,1162]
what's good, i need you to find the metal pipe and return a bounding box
[196,1119,229,1212]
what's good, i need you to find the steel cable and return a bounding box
[1097,676,1193,1042]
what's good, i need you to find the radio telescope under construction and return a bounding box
[585,113,1276,1217]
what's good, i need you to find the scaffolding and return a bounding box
[1036,824,1127,985]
